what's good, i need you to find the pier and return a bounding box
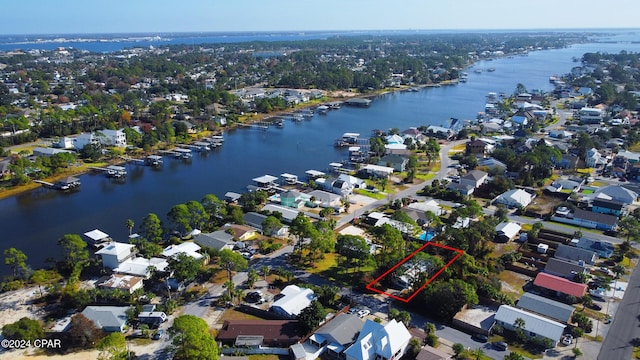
[34,176,81,191]
[88,165,127,178]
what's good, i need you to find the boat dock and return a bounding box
[159,148,192,160]
[89,165,127,178]
[35,176,81,191]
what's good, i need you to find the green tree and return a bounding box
[514,317,526,342]
[168,204,193,236]
[260,265,270,281]
[422,279,478,321]
[452,343,464,356]
[612,264,626,279]
[218,248,248,282]
[201,194,227,226]
[297,300,327,334]
[4,247,28,279]
[171,315,219,360]
[168,253,204,282]
[30,269,61,295]
[97,332,128,360]
[246,269,259,289]
[572,347,583,358]
[372,224,405,266]
[140,213,164,243]
[262,215,283,236]
[2,317,44,342]
[125,219,134,236]
[335,234,371,272]
[57,234,89,280]
[504,352,526,360]
[618,216,640,245]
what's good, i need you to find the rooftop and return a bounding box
[533,272,587,298]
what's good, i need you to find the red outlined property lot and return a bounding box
[365,242,463,303]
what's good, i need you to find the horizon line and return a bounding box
[1,27,639,37]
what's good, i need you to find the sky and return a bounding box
[1,0,639,35]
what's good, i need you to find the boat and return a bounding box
[291,113,304,122]
[316,105,329,114]
[487,67,496,72]
[474,69,482,73]
[145,155,163,167]
[105,165,127,178]
[275,119,284,128]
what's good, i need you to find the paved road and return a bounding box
[337,139,466,228]
[597,262,640,360]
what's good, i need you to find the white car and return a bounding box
[562,335,573,346]
[357,309,370,318]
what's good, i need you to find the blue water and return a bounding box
[419,231,435,242]
[1,33,640,275]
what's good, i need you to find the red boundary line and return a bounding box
[365,242,464,303]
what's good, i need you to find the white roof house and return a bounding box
[344,319,412,360]
[495,189,534,208]
[114,257,169,278]
[361,164,394,178]
[495,305,566,345]
[162,241,203,260]
[407,200,443,216]
[495,222,522,241]
[95,242,136,269]
[269,285,315,319]
[83,229,111,244]
[98,274,145,294]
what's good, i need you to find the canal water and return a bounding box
[2,37,640,275]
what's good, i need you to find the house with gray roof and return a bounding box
[543,258,588,280]
[378,154,409,172]
[460,170,488,189]
[262,204,300,223]
[592,185,638,205]
[81,306,130,333]
[576,238,614,258]
[516,293,575,324]
[308,189,342,209]
[194,231,235,251]
[494,305,566,346]
[307,314,364,359]
[554,244,597,265]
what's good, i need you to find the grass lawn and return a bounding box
[581,189,594,194]
[521,223,533,232]
[354,189,386,200]
[304,253,337,274]
[452,143,466,152]
[416,172,436,181]
[218,308,262,323]
[576,168,594,174]
[457,349,493,360]
[248,355,286,360]
[591,181,608,187]
[633,346,640,359]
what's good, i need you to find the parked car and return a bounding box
[245,291,264,304]
[357,309,370,318]
[153,329,165,340]
[471,334,488,343]
[589,303,603,311]
[561,334,573,346]
[492,341,508,351]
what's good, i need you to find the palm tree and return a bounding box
[224,280,236,302]
[246,269,259,289]
[613,264,626,279]
[260,265,270,282]
[514,317,526,342]
[126,219,134,236]
[472,348,485,360]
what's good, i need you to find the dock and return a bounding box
[35,176,81,191]
[89,165,127,178]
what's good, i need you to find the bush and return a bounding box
[452,343,465,355]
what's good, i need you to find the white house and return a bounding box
[495,222,522,242]
[114,257,169,278]
[459,170,488,189]
[269,285,315,319]
[494,305,566,346]
[407,200,443,216]
[73,129,127,149]
[585,148,604,168]
[495,189,534,208]
[162,241,204,261]
[343,319,412,360]
[95,242,136,269]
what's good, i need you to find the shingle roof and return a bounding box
[592,198,624,211]
[554,244,597,265]
[533,272,587,298]
[216,320,300,346]
[573,209,618,226]
[544,258,588,279]
[81,306,129,331]
[516,293,575,324]
[314,313,364,346]
[194,231,235,251]
[495,305,565,342]
[462,170,488,181]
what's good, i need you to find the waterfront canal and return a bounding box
[2,38,640,275]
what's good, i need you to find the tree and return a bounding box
[514,317,526,342]
[4,247,28,279]
[68,313,104,348]
[125,219,134,236]
[504,352,526,360]
[201,194,227,226]
[260,265,270,282]
[246,269,259,289]
[97,332,128,360]
[57,234,89,279]
[617,215,640,245]
[612,264,626,279]
[168,204,193,236]
[2,317,44,342]
[218,248,248,282]
[140,213,164,243]
[452,343,464,356]
[171,315,219,360]
[297,300,327,334]
[168,253,204,283]
[262,216,283,236]
[336,235,371,272]
[422,279,478,321]
[31,269,61,295]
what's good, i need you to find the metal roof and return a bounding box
[314,314,363,346]
[495,305,566,342]
[516,293,575,323]
[554,244,597,265]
